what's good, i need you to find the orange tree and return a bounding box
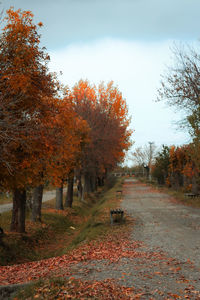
[0,8,59,232]
[97,81,132,170]
[46,94,89,209]
[71,80,132,201]
[152,144,199,192]
[167,144,199,192]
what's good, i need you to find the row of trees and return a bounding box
[131,142,199,193]
[152,144,199,193]
[153,43,200,192]
[0,8,132,232]
[131,43,200,192]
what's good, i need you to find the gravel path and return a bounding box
[71,178,200,299]
[0,189,67,214]
[122,179,200,267]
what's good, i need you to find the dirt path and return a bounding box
[70,178,200,298]
[0,189,67,213]
[122,179,200,267]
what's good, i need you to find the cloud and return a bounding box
[3,0,200,49]
[49,38,191,147]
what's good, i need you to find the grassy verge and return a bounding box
[0,176,124,266]
[12,278,66,300]
[158,186,200,208]
[136,176,200,208]
[67,178,124,244]
[14,273,134,300]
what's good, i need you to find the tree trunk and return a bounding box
[97,177,104,187]
[192,176,198,194]
[84,173,91,193]
[90,175,97,192]
[77,176,83,201]
[32,185,43,222]
[65,175,74,208]
[56,185,64,210]
[81,172,91,202]
[10,189,26,233]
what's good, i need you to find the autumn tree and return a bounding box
[68,80,97,201]
[0,8,58,232]
[45,95,89,209]
[30,97,61,221]
[71,80,132,201]
[167,145,199,192]
[152,143,199,192]
[97,81,132,172]
[157,44,200,187]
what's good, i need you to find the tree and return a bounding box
[157,43,200,191]
[0,8,58,232]
[71,80,132,201]
[97,81,132,171]
[152,145,170,185]
[166,144,198,192]
[131,143,157,178]
[158,44,200,134]
[43,93,90,209]
[31,184,43,222]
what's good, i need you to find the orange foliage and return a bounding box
[0,8,58,190]
[167,144,198,190]
[70,80,132,178]
[46,96,90,186]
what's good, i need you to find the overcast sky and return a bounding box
[2,0,200,157]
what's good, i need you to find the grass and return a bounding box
[0,210,75,265]
[12,278,65,300]
[62,176,125,252]
[0,176,124,266]
[11,280,45,300]
[160,187,200,208]
[12,277,89,300]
